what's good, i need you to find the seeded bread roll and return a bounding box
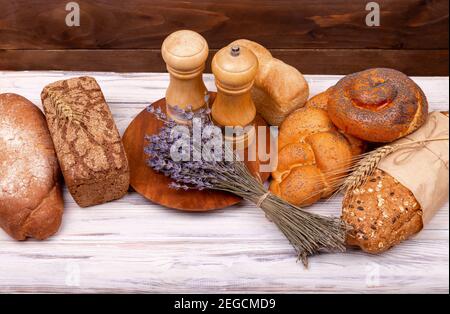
[342,169,423,253]
[41,77,130,208]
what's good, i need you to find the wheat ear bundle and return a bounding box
[337,137,449,195]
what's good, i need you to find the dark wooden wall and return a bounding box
[0,0,448,75]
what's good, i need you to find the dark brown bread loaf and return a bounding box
[0,93,64,240]
[342,169,423,253]
[41,77,130,207]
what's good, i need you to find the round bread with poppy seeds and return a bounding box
[327,68,428,143]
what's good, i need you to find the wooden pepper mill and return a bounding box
[211,44,259,148]
[161,30,209,124]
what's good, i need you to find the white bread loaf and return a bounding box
[231,39,309,126]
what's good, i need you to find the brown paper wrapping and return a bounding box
[378,112,449,224]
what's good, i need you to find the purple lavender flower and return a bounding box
[144,103,233,190]
[144,103,347,265]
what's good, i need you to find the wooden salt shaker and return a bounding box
[161,30,209,124]
[211,44,259,148]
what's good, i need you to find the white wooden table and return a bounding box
[0,71,448,294]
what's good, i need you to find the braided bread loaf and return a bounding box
[270,107,364,207]
[306,90,367,157]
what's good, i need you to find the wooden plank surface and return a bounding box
[0,0,448,75]
[1,49,448,76]
[0,71,448,293]
[1,0,447,49]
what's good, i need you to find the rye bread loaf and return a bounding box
[0,93,64,240]
[41,77,130,207]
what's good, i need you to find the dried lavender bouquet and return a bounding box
[144,105,347,265]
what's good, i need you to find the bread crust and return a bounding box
[231,39,309,126]
[270,107,360,207]
[0,93,64,240]
[327,68,428,142]
[305,89,333,111]
[41,77,130,207]
[342,169,423,253]
[306,90,366,156]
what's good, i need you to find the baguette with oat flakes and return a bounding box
[342,111,448,254]
[342,169,422,253]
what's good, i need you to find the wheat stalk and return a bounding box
[52,96,87,126]
[341,145,396,193]
[50,94,100,142]
[337,137,449,195]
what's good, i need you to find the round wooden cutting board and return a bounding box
[122,94,272,211]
